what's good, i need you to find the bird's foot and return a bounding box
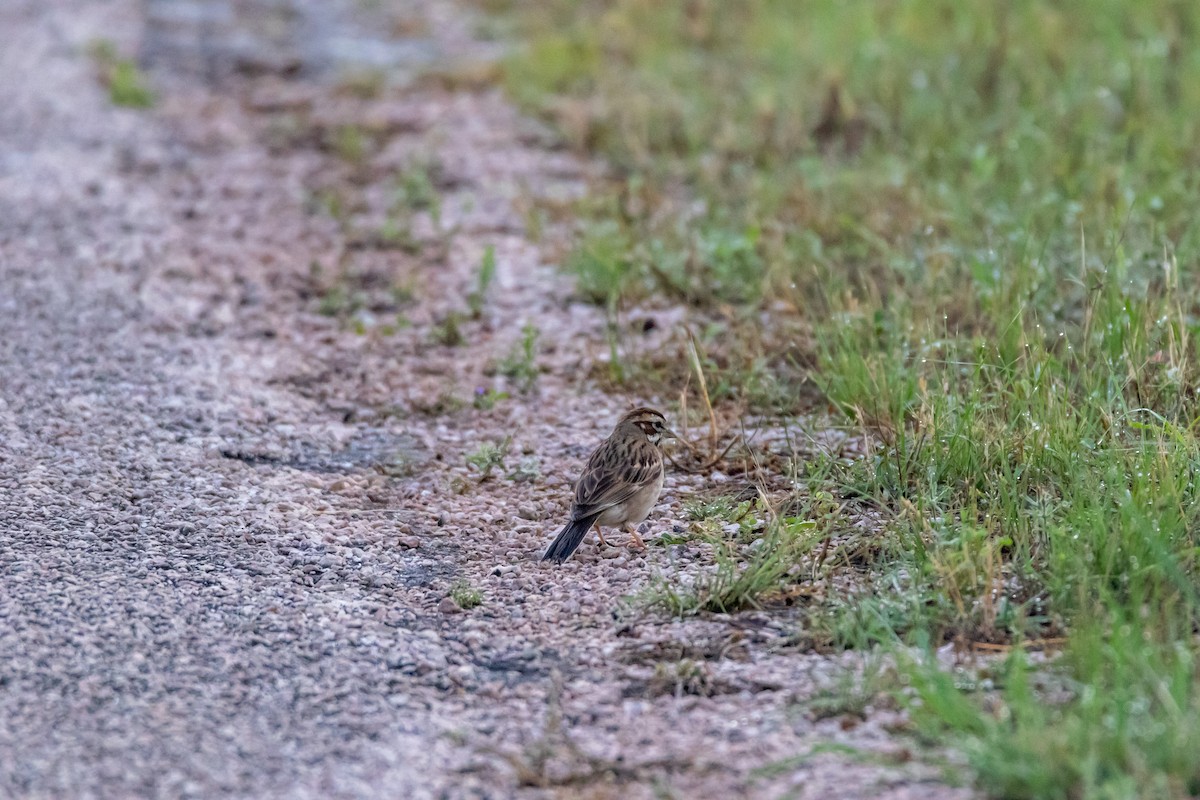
[625,525,646,550]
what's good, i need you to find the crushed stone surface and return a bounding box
[0,1,977,798]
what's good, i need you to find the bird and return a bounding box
[541,407,674,564]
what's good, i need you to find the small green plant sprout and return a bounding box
[430,311,465,346]
[376,216,417,253]
[684,494,749,522]
[331,125,369,165]
[449,580,483,609]
[473,386,509,410]
[465,436,511,480]
[506,456,541,483]
[685,492,760,542]
[108,61,155,108]
[498,324,540,392]
[393,162,442,228]
[316,284,366,318]
[467,245,497,318]
[88,40,154,108]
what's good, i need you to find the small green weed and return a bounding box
[467,245,497,318]
[465,436,511,480]
[316,284,365,317]
[394,162,442,227]
[566,220,634,306]
[646,517,816,616]
[430,312,465,346]
[331,125,369,165]
[449,580,483,609]
[88,40,154,108]
[684,495,749,522]
[506,456,541,483]
[473,387,509,410]
[498,324,540,391]
[375,217,418,252]
[108,61,155,108]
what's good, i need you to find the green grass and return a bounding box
[88,40,154,108]
[645,515,817,616]
[497,323,540,392]
[906,623,1200,799]
[473,386,509,410]
[393,161,442,228]
[490,1,1200,796]
[468,245,497,317]
[450,579,484,609]
[465,436,511,480]
[430,311,466,346]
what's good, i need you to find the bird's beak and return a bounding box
[662,428,678,441]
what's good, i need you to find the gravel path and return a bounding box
[0,1,975,798]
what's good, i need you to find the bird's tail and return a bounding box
[541,514,599,564]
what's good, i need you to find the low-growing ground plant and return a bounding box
[506,456,540,483]
[449,580,483,609]
[465,437,511,480]
[498,324,540,392]
[645,516,817,616]
[393,160,442,229]
[430,311,466,346]
[330,124,370,166]
[472,386,509,410]
[467,245,497,318]
[489,0,1200,794]
[88,40,154,108]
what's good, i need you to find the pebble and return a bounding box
[438,597,462,614]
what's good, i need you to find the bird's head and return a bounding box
[618,407,675,445]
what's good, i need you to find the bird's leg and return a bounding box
[592,520,609,547]
[625,522,646,549]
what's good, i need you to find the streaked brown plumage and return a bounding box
[541,407,673,564]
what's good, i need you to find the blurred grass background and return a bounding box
[481,1,1200,797]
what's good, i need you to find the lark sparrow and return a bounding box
[541,407,674,564]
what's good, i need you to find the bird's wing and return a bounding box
[571,436,662,520]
